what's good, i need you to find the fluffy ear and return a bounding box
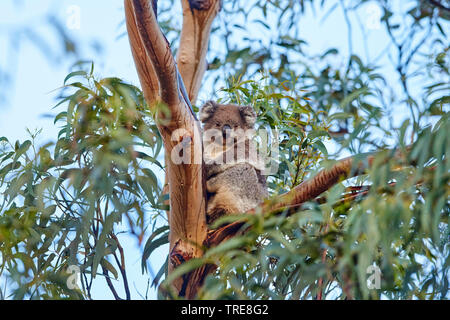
[199,101,218,123]
[239,105,257,127]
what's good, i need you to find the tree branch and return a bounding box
[125,0,160,104]
[110,233,131,300]
[428,0,450,12]
[205,151,397,247]
[102,265,122,300]
[129,0,180,107]
[177,0,222,103]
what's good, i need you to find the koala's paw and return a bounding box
[206,188,241,226]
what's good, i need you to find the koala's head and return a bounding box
[199,101,257,135]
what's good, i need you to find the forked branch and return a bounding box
[125,0,207,298]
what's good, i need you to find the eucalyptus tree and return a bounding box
[0,0,448,300]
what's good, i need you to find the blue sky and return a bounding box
[0,0,402,145]
[0,0,442,299]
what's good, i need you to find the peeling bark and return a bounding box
[188,0,214,11]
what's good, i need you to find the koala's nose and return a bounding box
[222,124,232,136]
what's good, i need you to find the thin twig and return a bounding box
[316,224,329,300]
[428,0,450,12]
[102,265,122,300]
[110,233,131,300]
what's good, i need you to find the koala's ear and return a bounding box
[239,105,257,127]
[199,101,218,123]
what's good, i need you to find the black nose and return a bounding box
[222,124,232,135]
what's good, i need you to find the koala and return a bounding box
[200,101,268,226]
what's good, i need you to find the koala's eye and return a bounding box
[215,122,220,127]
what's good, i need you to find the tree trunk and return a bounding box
[125,0,220,298]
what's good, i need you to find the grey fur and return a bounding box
[199,100,218,122]
[200,101,268,226]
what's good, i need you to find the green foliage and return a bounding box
[1,0,449,300]
[164,110,449,300]
[0,66,165,299]
[219,74,331,192]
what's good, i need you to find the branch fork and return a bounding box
[125,0,221,298]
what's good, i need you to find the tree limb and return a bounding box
[151,0,222,226]
[428,0,450,12]
[102,265,122,300]
[129,0,180,107]
[125,0,160,104]
[205,152,384,247]
[177,0,222,103]
[110,233,131,300]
